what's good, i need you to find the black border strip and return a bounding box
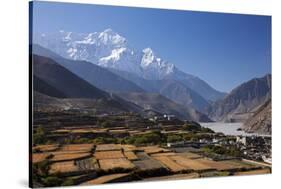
[28,1,33,188]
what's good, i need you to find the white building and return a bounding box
[236,136,247,145]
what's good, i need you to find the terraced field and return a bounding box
[61,144,94,152]
[33,144,59,152]
[51,152,92,162]
[32,143,271,186]
[98,158,135,171]
[33,153,51,163]
[143,173,200,181]
[234,168,271,175]
[153,156,188,173]
[169,155,214,172]
[49,161,79,174]
[195,159,241,171]
[95,144,122,152]
[94,150,125,160]
[81,173,131,185]
[124,151,138,160]
[139,146,171,155]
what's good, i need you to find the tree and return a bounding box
[32,160,51,185]
[167,134,182,143]
[124,131,162,145]
[201,127,215,133]
[62,178,74,186]
[33,126,47,145]
[93,137,117,144]
[182,123,201,132]
[101,121,112,128]
[42,176,63,187]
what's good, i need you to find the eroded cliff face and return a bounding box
[207,74,271,123]
[243,99,271,135]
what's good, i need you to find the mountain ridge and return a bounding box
[34,29,225,102]
[32,44,145,93]
[243,99,271,135]
[206,74,271,122]
[32,53,211,122]
[109,68,210,112]
[33,54,109,99]
[116,92,212,122]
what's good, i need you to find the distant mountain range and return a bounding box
[32,53,210,121]
[34,29,225,103]
[32,29,271,132]
[109,69,210,112]
[33,44,212,115]
[206,74,271,123]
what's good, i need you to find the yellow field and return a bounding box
[170,156,214,172]
[150,152,176,157]
[179,152,202,159]
[94,150,125,160]
[81,173,130,185]
[49,161,78,174]
[139,146,171,154]
[108,129,129,133]
[61,144,94,152]
[51,152,91,162]
[153,156,187,173]
[98,158,135,171]
[95,144,122,152]
[33,144,59,152]
[50,150,91,155]
[196,159,239,171]
[70,129,93,133]
[52,129,71,134]
[117,144,137,152]
[144,172,200,181]
[33,153,51,163]
[124,151,138,160]
[234,168,271,176]
[220,160,256,170]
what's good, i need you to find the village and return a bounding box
[32,111,271,187]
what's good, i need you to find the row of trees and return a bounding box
[202,144,241,157]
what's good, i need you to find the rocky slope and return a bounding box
[116,92,212,122]
[32,54,210,122]
[33,91,142,114]
[206,74,271,122]
[109,68,210,112]
[33,55,108,99]
[243,99,271,135]
[33,44,144,93]
[32,54,144,114]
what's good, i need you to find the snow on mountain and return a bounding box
[140,47,177,79]
[34,28,226,101]
[34,28,178,80]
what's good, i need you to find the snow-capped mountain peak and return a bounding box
[141,48,155,67]
[34,29,178,79]
[99,47,127,63]
[140,47,176,76]
[98,28,126,46]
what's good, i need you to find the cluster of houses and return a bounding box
[166,133,271,164]
[236,135,271,163]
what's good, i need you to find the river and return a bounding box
[200,122,254,136]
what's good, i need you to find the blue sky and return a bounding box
[31,1,271,92]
